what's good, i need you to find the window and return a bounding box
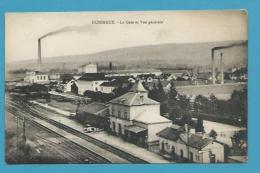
[118,124,122,135]
[40,76,42,80]
[43,76,46,80]
[37,76,39,80]
[180,149,184,158]
[124,110,127,119]
[112,122,116,131]
[171,146,175,154]
[118,110,121,117]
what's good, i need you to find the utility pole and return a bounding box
[22,116,26,145]
[16,116,19,153]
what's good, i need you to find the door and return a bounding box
[189,152,194,162]
[118,124,122,135]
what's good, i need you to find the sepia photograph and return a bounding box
[5,10,247,164]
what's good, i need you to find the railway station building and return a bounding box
[109,81,172,151]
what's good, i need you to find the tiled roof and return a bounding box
[110,92,159,106]
[157,127,182,141]
[179,133,213,149]
[157,127,214,149]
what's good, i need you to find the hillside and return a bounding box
[6,40,247,71]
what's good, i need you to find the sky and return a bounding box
[5,10,247,63]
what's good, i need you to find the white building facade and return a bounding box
[78,63,97,74]
[24,71,49,84]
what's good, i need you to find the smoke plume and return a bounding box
[39,24,97,40]
[212,41,247,52]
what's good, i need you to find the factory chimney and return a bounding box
[220,52,224,84]
[211,49,216,84]
[38,39,42,71]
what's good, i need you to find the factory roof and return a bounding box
[78,73,107,81]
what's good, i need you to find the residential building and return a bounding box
[78,63,97,74]
[157,126,225,163]
[24,71,49,84]
[109,81,172,151]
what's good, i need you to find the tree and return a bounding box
[195,116,204,133]
[157,79,166,102]
[229,88,247,127]
[168,81,180,122]
[148,80,166,102]
[231,130,247,155]
[209,129,218,139]
[210,94,217,113]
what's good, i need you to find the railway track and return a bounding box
[6,100,111,164]
[6,97,149,163]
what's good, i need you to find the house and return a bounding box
[77,73,108,95]
[64,79,78,94]
[109,81,172,151]
[78,63,97,74]
[24,71,49,84]
[157,126,225,163]
[77,102,110,130]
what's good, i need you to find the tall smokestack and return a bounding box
[38,39,42,71]
[220,52,224,84]
[211,50,215,84]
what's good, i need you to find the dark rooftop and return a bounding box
[157,127,214,150]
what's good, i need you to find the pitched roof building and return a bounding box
[156,126,225,163]
[109,81,172,151]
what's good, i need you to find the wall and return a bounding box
[110,116,133,135]
[78,64,97,73]
[24,74,49,84]
[203,142,224,163]
[147,122,172,142]
[100,86,115,93]
[77,80,107,95]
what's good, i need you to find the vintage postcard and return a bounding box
[5,10,247,164]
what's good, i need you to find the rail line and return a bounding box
[6,97,149,163]
[6,100,111,163]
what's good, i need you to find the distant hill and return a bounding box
[6,40,247,71]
